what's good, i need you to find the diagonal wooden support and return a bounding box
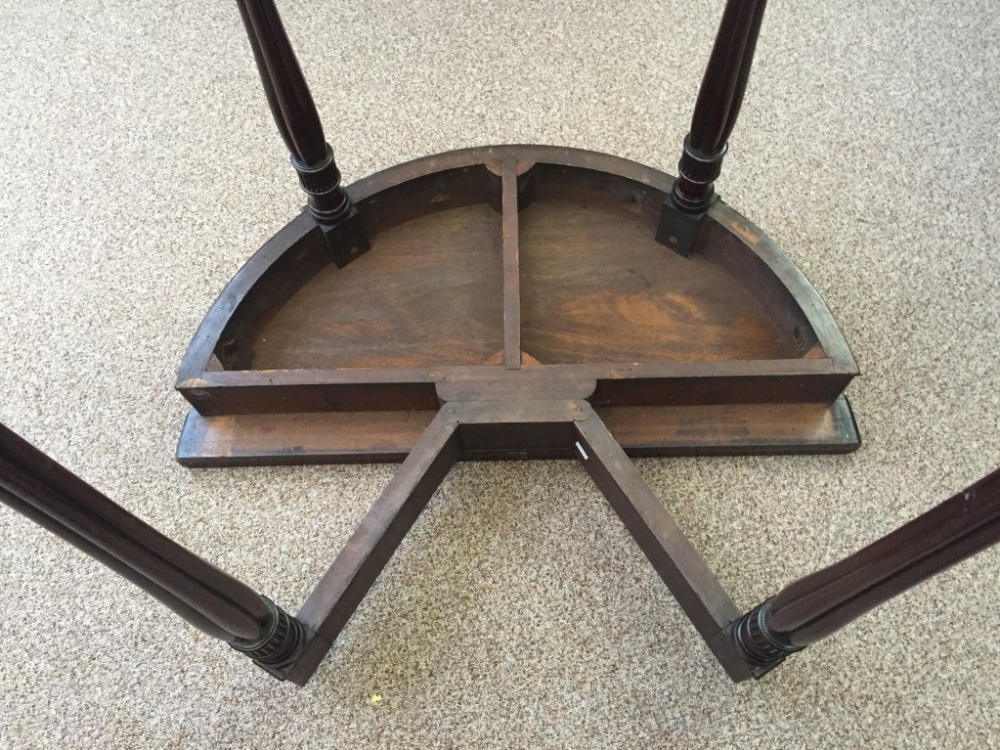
[573,412,753,680]
[285,410,462,684]
[277,399,753,684]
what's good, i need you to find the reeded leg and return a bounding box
[731,467,1000,673]
[235,0,369,266]
[657,0,768,255]
[0,424,307,674]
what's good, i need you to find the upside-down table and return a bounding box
[2,0,999,686]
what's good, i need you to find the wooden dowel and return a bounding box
[733,467,1000,669]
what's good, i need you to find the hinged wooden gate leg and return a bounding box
[573,411,753,680]
[4,412,1000,684]
[284,411,462,685]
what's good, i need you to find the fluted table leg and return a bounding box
[235,0,369,266]
[0,423,307,674]
[657,0,768,255]
[732,467,1000,673]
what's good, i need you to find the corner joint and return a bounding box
[729,599,804,677]
[230,598,310,677]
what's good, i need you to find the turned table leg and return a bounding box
[0,423,307,673]
[657,0,768,255]
[731,467,1000,672]
[236,0,368,265]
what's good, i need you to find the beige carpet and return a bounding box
[2,1,999,747]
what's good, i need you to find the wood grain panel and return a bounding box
[520,199,800,364]
[250,204,504,369]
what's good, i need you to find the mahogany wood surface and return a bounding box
[21,0,1000,698]
[251,203,503,370]
[500,159,523,370]
[176,397,858,466]
[175,146,859,464]
[519,198,796,364]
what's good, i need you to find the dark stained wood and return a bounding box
[598,395,858,455]
[501,159,522,369]
[769,467,1000,647]
[165,143,871,686]
[237,0,357,229]
[178,358,855,418]
[699,218,819,357]
[176,409,437,466]
[0,469,236,642]
[176,146,859,442]
[344,146,673,208]
[178,367,440,417]
[31,0,1000,693]
[250,203,503,370]
[176,396,856,466]
[573,411,752,681]
[237,0,327,165]
[286,411,461,685]
[532,162,665,226]
[687,0,767,154]
[357,163,499,236]
[656,0,769,255]
[435,368,596,403]
[177,146,858,386]
[589,369,854,408]
[519,198,800,364]
[215,221,330,370]
[279,398,758,683]
[0,424,275,644]
[706,202,857,370]
[732,466,1000,672]
[177,212,320,382]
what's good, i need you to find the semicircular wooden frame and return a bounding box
[12,0,1000,694]
[175,144,859,466]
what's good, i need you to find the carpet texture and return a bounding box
[1,1,999,747]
